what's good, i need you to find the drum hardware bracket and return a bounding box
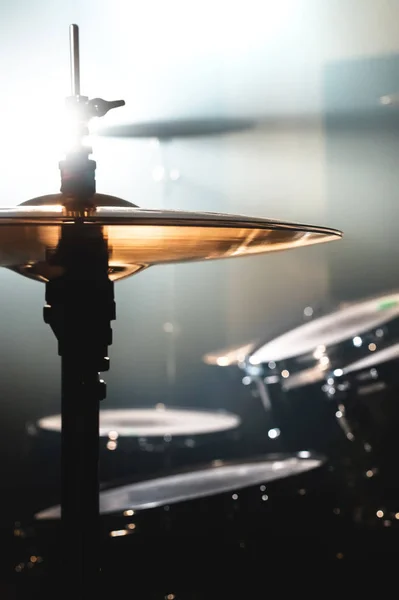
[59,96,124,209]
[59,24,125,211]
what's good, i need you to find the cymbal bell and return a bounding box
[95,118,257,140]
[0,193,341,283]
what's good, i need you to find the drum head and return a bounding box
[36,454,323,519]
[37,407,240,438]
[249,293,399,364]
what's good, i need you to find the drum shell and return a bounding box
[98,425,243,479]
[331,357,399,480]
[25,418,242,507]
[252,376,350,461]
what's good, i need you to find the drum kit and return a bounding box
[5,21,399,595]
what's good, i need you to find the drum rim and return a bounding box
[34,452,326,521]
[340,341,399,376]
[281,341,399,392]
[99,450,326,493]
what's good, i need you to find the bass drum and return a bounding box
[25,406,241,509]
[14,454,353,584]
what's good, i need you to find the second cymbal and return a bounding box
[95,118,257,140]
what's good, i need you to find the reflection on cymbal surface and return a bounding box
[8,262,145,283]
[0,193,341,283]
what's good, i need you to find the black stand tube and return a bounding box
[44,224,115,586]
[60,358,101,582]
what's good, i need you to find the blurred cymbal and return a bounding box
[203,341,258,366]
[37,407,241,437]
[95,118,257,139]
[380,93,399,106]
[0,194,341,283]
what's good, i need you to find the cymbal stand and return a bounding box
[43,24,124,586]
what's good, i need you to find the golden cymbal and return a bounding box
[0,193,341,283]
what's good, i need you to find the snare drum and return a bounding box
[246,293,399,458]
[14,453,350,581]
[26,406,241,507]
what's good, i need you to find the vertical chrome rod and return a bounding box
[69,24,80,96]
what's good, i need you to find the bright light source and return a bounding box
[298,450,310,458]
[152,166,166,182]
[148,138,160,148]
[313,345,326,359]
[380,95,393,105]
[268,428,281,439]
[216,356,229,366]
[109,529,128,537]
